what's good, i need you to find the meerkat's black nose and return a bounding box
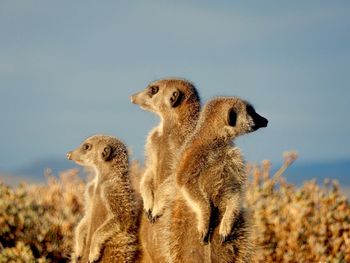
[261,116,268,127]
[130,95,136,103]
[66,151,72,160]
[252,114,268,131]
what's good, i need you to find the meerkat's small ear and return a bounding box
[102,145,113,161]
[169,89,183,107]
[228,109,237,126]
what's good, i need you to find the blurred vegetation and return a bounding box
[248,152,350,262]
[0,169,84,263]
[0,154,349,262]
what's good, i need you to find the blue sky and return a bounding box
[0,1,349,171]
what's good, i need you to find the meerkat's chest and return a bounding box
[151,134,175,183]
[198,149,233,196]
[87,185,110,238]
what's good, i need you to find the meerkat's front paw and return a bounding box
[150,212,162,224]
[71,253,81,263]
[197,220,210,245]
[199,229,210,245]
[198,224,210,245]
[74,246,83,262]
[219,234,229,244]
[219,219,232,244]
[144,209,153,222]
[88,248,101,263]
[142,197,154,222]
[149,204,164,223]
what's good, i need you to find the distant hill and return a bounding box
[0,172,37,186]
[279,159,350,186]
[14,157,79,179]
[1,157,350,188]
[0,157,79,185]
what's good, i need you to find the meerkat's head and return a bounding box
[66,135,128,171]
[199,97,268,140]
[130,78,200,120]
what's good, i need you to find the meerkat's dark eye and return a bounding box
[149,85,159,95]
[82,143,92,151]
[228,109,237,126]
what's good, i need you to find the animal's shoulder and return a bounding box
[224,146,244,169]
[147,126,162,145]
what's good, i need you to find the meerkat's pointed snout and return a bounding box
[252,113,268,131]
[130,92,141,104]
[246,104,268,131]
[66,151,72,160]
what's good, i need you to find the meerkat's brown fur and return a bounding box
[131,78,201,262]
[131,78,200,221]
[67,135,140,263]
[170,201,253,263]
[171,97,268,262]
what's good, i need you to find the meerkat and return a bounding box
[130,78,200,222]
[130,78,201,262]
[175,97,268,247]
[67,135,140,263]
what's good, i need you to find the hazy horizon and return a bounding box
[1,1,350,172]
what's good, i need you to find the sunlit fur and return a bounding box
[131,78,201,262]
[172,97,267,263]
[67,135,140,263]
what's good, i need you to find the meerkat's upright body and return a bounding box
[172,97,268,262]
[67,135,139,263]
[131,78,200,262]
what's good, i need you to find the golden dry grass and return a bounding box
[248,152,350,263]
[0,156,349,262]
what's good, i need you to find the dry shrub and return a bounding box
[0,169,84,262]
[0,155,349,262]
[247,151,350,263]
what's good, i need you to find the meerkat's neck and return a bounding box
[97,161,129,182]
[180,101,200,133]
[188,125,233,152]
[161,102,200,138]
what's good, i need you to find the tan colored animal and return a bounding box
[172,97,268,262]
[130,78,200,222]
[130,78,201,262]
[67,135,140,263]
[170,201,253,263]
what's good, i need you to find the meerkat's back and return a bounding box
[172,97,268,262]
